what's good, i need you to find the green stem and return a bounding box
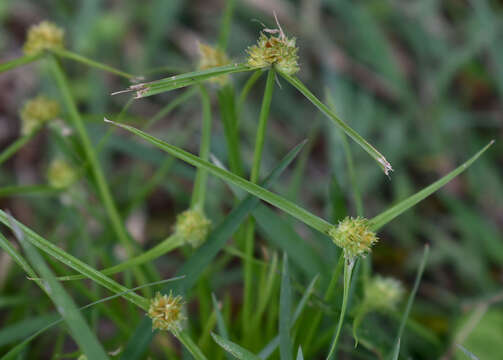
[303,253,344,353]
[51,48,136,79]
[243,69,275,337]
[173,330,208,360]
[0,130,38,166]
[218,84,243,176]
[144,86,198,129]
[237,70,263,117]
[48,55,148,288]
[326,258,355,360]
[0,185,61,198]
[218,0,236,50]
[279,71,392,175]
[56,235,185,281]
[191,85,212,209]
[0,53,42,73]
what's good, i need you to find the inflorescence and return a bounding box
[20,95,60,135]
[174,209,211,248]
[246,14,300,76]
[47,159,78,189]
[198,43,231,85]
[328,217,378,261]
[23,21,64,55]
[147,292,185,332]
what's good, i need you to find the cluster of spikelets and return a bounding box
[246,32,299,75]
[147,292,185,332]
[328,217,378,261]
[23,21,64,55]
[353,275,404,345]
[174,209,211,248]
[47,159,77,189]
[197,43,231,85]
[364,276,404,311]
[20,95,60,135]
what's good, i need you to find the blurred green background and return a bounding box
[0,0,502,359]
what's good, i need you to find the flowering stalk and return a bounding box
[243,68,275,338]
[352,276,404,347]
[148,292,207,359]
[326,217,379,359]
[49,55,149,290]
[326,258,355,360]
[191,85,213,210]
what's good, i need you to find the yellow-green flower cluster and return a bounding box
[20,95,60,135]
[174,209,211,248]
[23,21,64,55]
[197,42,231,85]
[364,276,404,311]
[328,217,378,260]
[246,32,299,75]
[148,292,185,332]
[47,159,77,189]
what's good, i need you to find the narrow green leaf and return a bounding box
[0,211,148,310]
[370,141,494,231]
[49,55,147,287]
[279,71,392,175]
[105,120,332,234]
[254,204,324,278]
[191,85,212,209]
[218,0,236,50]
[389,245,430,359]
[218,84,243,176]
[0,53,42,73]
[326,259,355,360]
[144,86,198,129]
[279,253,293,360]
[52,48,136,79]
[296,347,304,360]
[7,214,109,360]
[237,70,263,116]
[53,234,184,281]
[112,64,253,99]
[1,278,182,360]
[0,185,61,198]
[211,333,262,360]
[119,140,306,360]
[0,131,38,167]
[258,275,319,359]
[212,294,233,360]
[456,344,479,360]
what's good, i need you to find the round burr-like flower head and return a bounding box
[23,21,64,55]
[364,276,405,310]
[148,292,185,332]
[328,217,378,260]
[246,32,299,75]
[20,95,60,135]
[197,42,231,85]
[47,159,77,189]
[174,209,211,248]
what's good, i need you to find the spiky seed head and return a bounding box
[20,95,60,135]
[174,209,211,248]
[197,42,231,85]
[364,276,404,310]
[246,32,299,75]
[328,217,378,260]
[23,21,64,55]
[148,292,185,332]
[47,159,77,189]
